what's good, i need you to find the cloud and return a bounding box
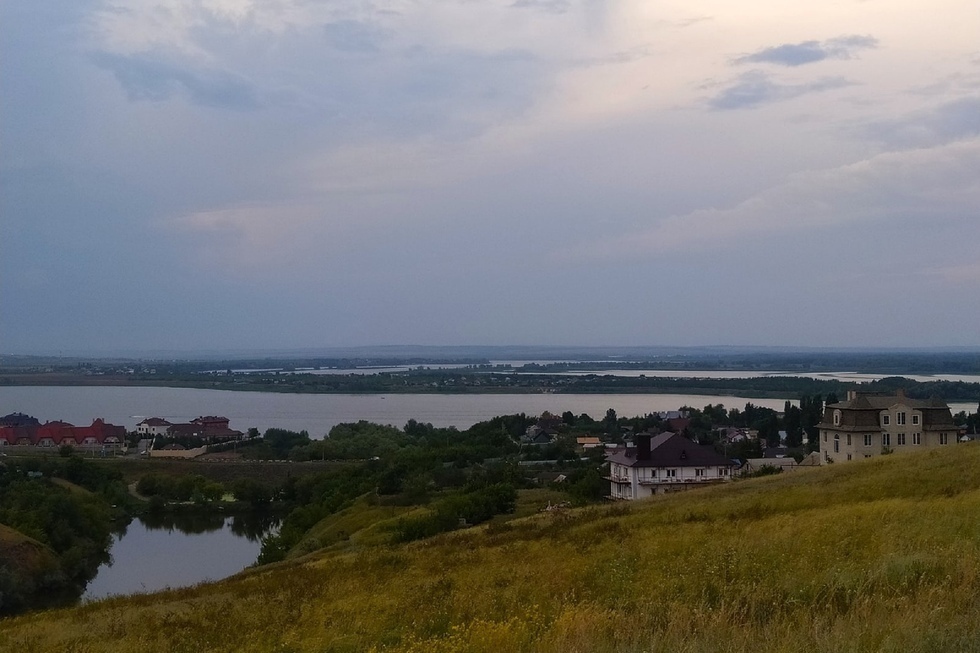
[511,0,570,14]
[708,70,851,110]
[323,20,388,53]
[92,52,260,109]
[863,96,980,147]
[735,35,878,67]
[564,138,980,259]
[922,261,980,285]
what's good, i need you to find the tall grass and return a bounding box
[5,445,980,652]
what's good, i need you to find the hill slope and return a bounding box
[0,525,61,616]
[4,446,980,652]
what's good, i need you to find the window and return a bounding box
[897,433,906,445]
[833,410,841,426]
[912,432,921,445]
[912,414,920,426]
[695,469,704,477]
[940,432,949,445]
[834,434,839,453]
[882,433,891,446]
[882,414,890,426]
[823,432,827,442]
[897,412,906,426]
[846,434,852,446]
[864,433,873,446]
[666,469,676,478]
[847,454,852,461]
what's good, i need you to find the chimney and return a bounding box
[635,434,652,461]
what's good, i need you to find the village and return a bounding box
[1,390,969,500]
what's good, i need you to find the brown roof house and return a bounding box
[817,390,959,464]
[136,417,173,437]
[605,432,735,500]
[164,416,243,443]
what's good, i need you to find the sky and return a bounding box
[2,0,979,354]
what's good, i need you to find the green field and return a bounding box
[4,445,980,652]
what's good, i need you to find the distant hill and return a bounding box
[5,445,980,651]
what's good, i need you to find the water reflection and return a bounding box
[81,512,279,602]
[140,510,226,534]
[137,510,280,540]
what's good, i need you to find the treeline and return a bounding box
[253,416,602,564]
[130,369,980,402]
[0,457,132,615]
[136,474,275,508]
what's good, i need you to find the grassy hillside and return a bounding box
[0,525,62,616]
[5,445,980,652]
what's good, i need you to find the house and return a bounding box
[0,413,40,428]
[817,390,958,463]
[605,432,735,500]
[741,457,799,474]
[717,427,759,444]
[0,417,125,448]
[521,425,556,445]
[136,417,172,436]
[162,416,243,443]
[576,436,602,450]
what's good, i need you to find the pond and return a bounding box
[82,511,279,602]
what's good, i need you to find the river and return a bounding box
[0,386,807,438]
[82,512,278,601]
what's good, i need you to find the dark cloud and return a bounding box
[863,97,980,147]
[736,35,877,67]
[708,71,851,110]
[92,52,260,110]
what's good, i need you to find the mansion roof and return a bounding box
[606,432,734,469]
[819,391,956,432]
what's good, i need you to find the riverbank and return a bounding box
[4,370,980,403]
[6,442,980,652]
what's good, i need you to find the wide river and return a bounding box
[1,386,806,437]
[0,385,973,438]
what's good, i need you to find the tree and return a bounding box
[231,479,273,507]
[604,408,618,432]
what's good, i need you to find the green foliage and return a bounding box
[391,483,517,543]
[0,460,118,615]
[230,478,273,507]
[241,428,312,460]
[558,467,609,503]
[12,443,980,651]
[136,473,224,503]
[741,464,784,478]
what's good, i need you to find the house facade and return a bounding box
[605,432,735,500]
[163,416,243,442]
[0,417,125,448]
[136,417,173,436]
[817,390,958,463]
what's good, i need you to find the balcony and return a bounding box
[603,475,632,484]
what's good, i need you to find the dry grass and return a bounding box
[5,445,980,652]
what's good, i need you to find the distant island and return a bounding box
[3,348,980,402]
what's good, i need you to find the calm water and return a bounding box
[82,512,277,601]
[0,386,802,438]
[0,385,973,439]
